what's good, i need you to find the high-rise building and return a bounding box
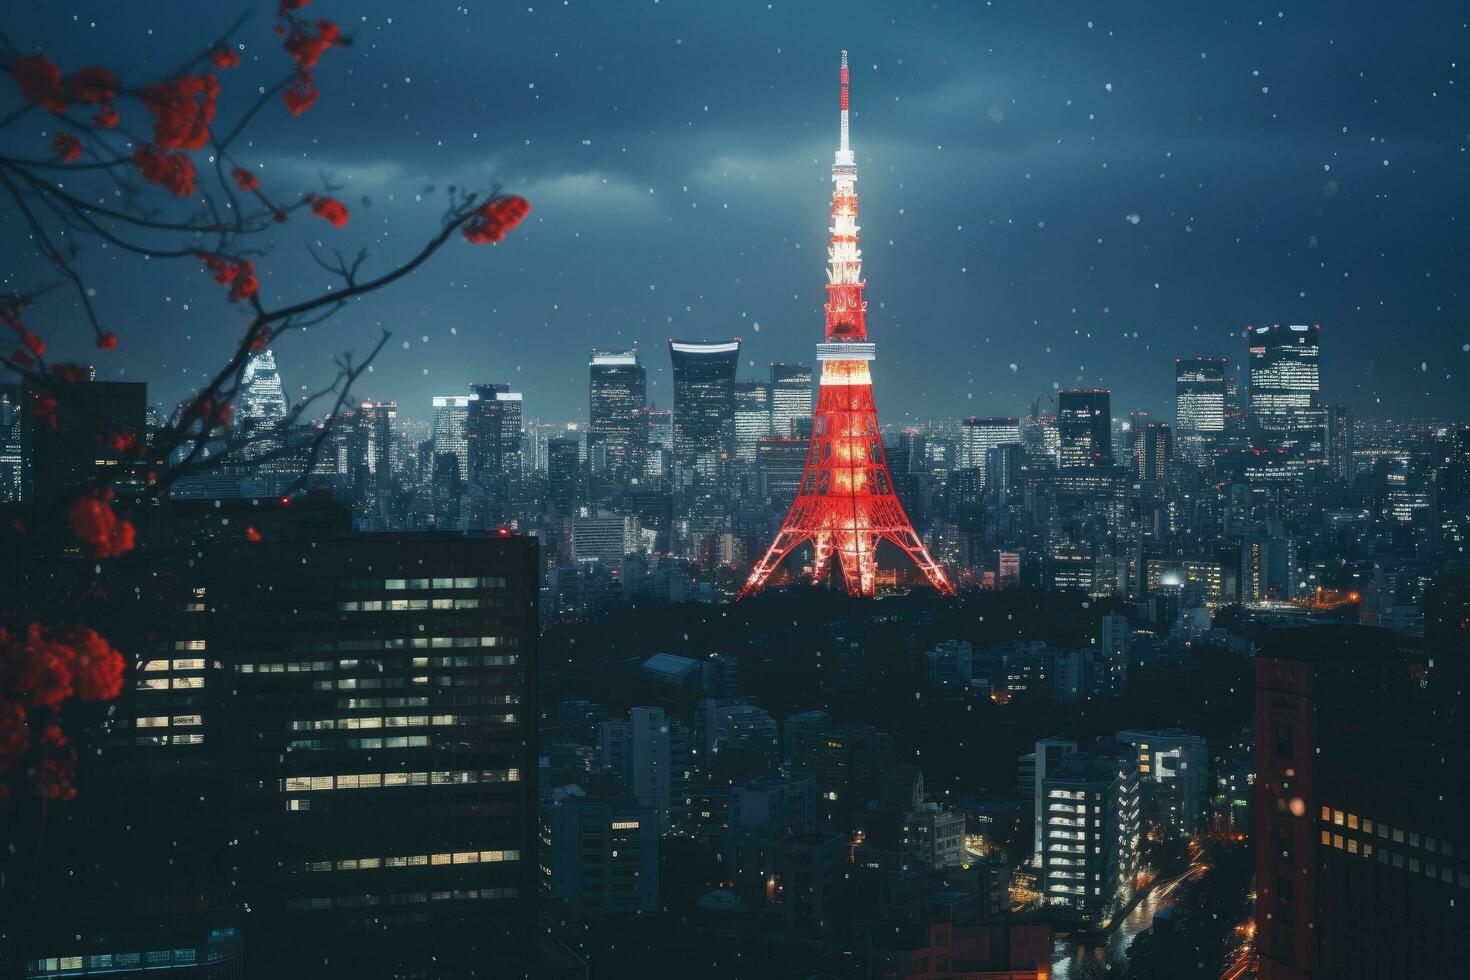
[0,383,21,502]
[1057,389,1112,470]
[238,349,288,442]
[21,379,147,503]
[468,383,524,499]
[545,790,659,914]
[1114,728,1209,837]
[431,394,475,488]
[733,380,773,463]
[741,53,953,599]
[1254,625,1467,980]
[1325,403,1353,482]
[769,362,813,438]
[348,400,396,525]
[959,416,1022,474]
[588,350,647,485]
[1175,357,1226,466]
[1247,323,1325,464]
[546,437,581,514]
[668,339,740,486]
[1137,421,1172,482]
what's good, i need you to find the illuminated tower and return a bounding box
[740,52,953,598]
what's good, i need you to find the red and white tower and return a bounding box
[740,52,954,599]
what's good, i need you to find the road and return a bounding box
[1049,848,1209,978]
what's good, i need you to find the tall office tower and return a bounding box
[644,407,673,477]
[348,400,397,525]
[1325,403,1353,482]
[1175,357,1227,466]
[0,383,20,502]
[1247,323,1325,463]
[984,442,1022,504]
[546,436,581,514]
[468,383,524,497]
[1255,625,1467,980]
[741,53,953,598]
[431,394,475,489]
[668,338,740,486]
[1037,743,1141,918]
[959,416,1022,474]
[238,348,289,445]
[587,350,647,485]
[21,379,148,503]
[1223,371,1248,445]
[769,362,814,437]
[1137,422,1172,482]
[733,380,773,463]
[545,792,660,914]
[215,531,538,975]
[1057,389,1112,469]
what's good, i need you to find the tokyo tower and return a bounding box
[739,51,955,599]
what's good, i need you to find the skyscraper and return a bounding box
[734,380,773,463]
[1175,357,1227,466]
[769,362,813,438]
[468,383,524,499]
[1137,421,1172,482]
[547,436,581,514]
[1057,389,1112,470]
[587,350,647,485]
[1325,403,1353,482]
[1247,323,1325,464]
[667,339,740,486]
[0,383,20,502]
[431,394,475,488]
[959,416,1022,475]
[741,52,952,598]
[238,348,288,445]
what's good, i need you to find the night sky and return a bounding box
[6,1,1467,425]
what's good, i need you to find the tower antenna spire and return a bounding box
[839,49,850,153]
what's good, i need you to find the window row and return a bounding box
[281,768,520,792]
[240,654,519,674]
[305,849,520,872]
[285,886,518,911]
[345,577,510,591]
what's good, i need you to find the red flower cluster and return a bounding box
[12,56,119,118]
[245,526,263,542]
[283,76,321,117]
[279,0,313,13]
[52,131,82,162]
[284,19,343,71]
[0,624,126,711]
[232,166,261,191]
[210,47,242,70]
[139,73,219,151]
[96,331,118,350]
[132,144,198,198]
[102,428,138,454]
[197,251,259,302]
[92,105,119,129]
[309,195,349,227]
[28,391,58,430]
[68,489,136,558]
[463,195,532,244]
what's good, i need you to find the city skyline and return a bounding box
[6,3,1466,424]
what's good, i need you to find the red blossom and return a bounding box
[0,701,29,770]
[196,252,259,302]
[139,73,218,151]
[284,19,343,70]
[92,105,120,128]
[132,144,198,198]
[209,47,242,70]
[231,166,260,191]
[96,331,118,350]
[51,131,82,162]
[51,363,89,383]
[309,195,349,227]
[245,526,263,542]
[68,489,136,559]
[10,350,34,368]
[29,391,57,430]
[102,429,137,454]
[0,624,126,717]
[248,325,273,351]
[13,54,67,112]
[462,195,532,244]
[66,66,118,105]
[30,754,77,802]
[282,79,320,116]
[278,0,313,13]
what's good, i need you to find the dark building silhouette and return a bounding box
[1254,625,1468,980]
[21,379,147,503]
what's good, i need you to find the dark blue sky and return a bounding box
[6,1,1467,424]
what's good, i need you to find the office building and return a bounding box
[588,350,647,485]
[467,383,523,497]
[1247,323,1325,464]
[430,394,475,488]
[1037,742,1140,918]
[1255,625,1468,980]
[769,362,813,438]
[1114,729,1209,836]
[547,437,581,514]
[668,339,740,485]
[1057,389,1112,470]
[1174,357,1226,466]
[545,790,659,914]
[733,380,773,463]
[959,416,1022,474]
[1136,421,1172,482]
